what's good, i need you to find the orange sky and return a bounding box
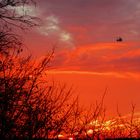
[20,0,140,117]
[47,70,140,117]
[34,41,140,118]
[23,35,140,118]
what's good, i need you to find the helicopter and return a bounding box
[116,37,123,42]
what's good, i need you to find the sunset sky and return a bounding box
[22,0,140,117]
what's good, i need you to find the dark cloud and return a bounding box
[38,0,140,44]
[27,0,140,72]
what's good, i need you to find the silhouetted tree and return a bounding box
[0,0,81,139]
[0,0,39,55]
[0,0,37,28]
[1,1,140,139]
[0,50,81,139]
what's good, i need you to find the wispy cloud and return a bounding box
[7,4,39,17]
[11,3,75,48]
[52,42,140,72]
[47,70,140,79]
[38,15,74,47]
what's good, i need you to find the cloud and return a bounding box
[19,0,140,73]
[8,3,75,48]
[47,70,140,79]
[38,15,74,47]
[7,4,39,17]
[53,42,140,72]
[39,0,140,44]
[39,15,59,35]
